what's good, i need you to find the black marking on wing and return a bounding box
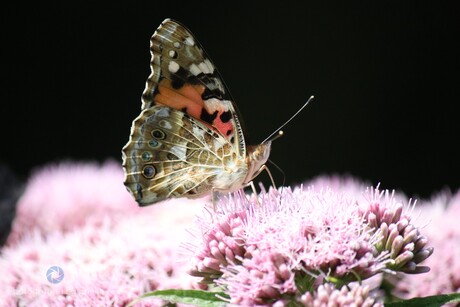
[220,110,232,123]
[170,66,188,89]
[200,108,218,124]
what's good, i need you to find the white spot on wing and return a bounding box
[159,120,172,129]
[198,59,214,74]
[192,125,206,140]
[204,98,232,112]
[189,63,201,76]
[185,36,195,46]
[171,145,187,160]
[168,61,180,73]
[155,107,170,117]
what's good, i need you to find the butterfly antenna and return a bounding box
[262,95,314,144]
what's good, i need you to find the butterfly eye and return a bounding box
[142,165,156,179]
[151,129,166,140]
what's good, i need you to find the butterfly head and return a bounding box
[245,142,272,183]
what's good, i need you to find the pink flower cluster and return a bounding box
[8,161,138,244]
[391,190,460,299]
[359,188,432,274]
[188,182,433,305]
[1,161,203,306]
[1,162,457,306]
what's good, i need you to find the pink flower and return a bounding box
[187,210,248,284]
[0,161,203,306]
[8,161,140,244]
[358,187,433,274]
[0,200,202,306]
[299,283,383,306]
[188,181,432,305]
[221,249,297,305]
[1,161,437,306]
[391,189,460,299]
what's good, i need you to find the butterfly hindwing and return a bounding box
[123,105,237,205]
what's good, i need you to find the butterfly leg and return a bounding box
[244,165,277,210]
[250,165,277,190]
[240,181,271,221]
[247,180,262,208]
[210,188,230,212]
[211,164,275,212]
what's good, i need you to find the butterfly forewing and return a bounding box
[142,21,229,107]
[141,19,245,156]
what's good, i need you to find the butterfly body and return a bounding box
[122,19,271,206]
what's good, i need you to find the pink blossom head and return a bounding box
[187,209,248,284]
[0,197,203,306]
[8,160,140,244]
[391,188,460,298]
[187,183,432,305]
[1,160,209,306]
[359,187,433,274]
[299,283,383,306]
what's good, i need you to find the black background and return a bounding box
[2,3,459,199]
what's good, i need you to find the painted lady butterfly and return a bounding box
[122,19,272,206]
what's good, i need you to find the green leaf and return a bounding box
[128,289,229,307]
[294,271,317,293]
[385,293,460,307]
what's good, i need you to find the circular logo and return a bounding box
[46,266,64,284]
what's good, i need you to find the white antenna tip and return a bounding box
[267,130,284,143]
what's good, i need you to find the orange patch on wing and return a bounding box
[154,79,206,119]
[154,79,234,139]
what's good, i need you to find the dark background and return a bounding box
[2,3,459,199]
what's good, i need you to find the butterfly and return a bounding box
[122,18,272,206]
